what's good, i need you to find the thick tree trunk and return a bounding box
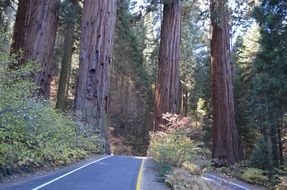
[10,0,29,53]
[75,0,117,153]
[154,0,182,131]
[11,0,59,98]
[56,2,77,110]
[210,0,240,164]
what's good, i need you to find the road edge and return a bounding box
[136,159,145,190]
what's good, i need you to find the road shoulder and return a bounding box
[142,158,170,190]
[203,173,266,190]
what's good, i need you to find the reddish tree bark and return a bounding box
[75,0,117,153]
[11,0,59,98]
[154,0,182,131]
[210,0,240,164]
[10,0,29,53]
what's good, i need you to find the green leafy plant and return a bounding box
[149,113,211,186]
[165,168,222,190]
[241,168,269,186]
[0,53,103,178]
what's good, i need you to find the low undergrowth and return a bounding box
[0,54,103,179]
[207,136,287,189]
[208,160,287,189]
[149,113,214,189]
[148,113,287,189]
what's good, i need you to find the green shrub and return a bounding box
[0,54,103,178]
[208,160,250,178]
[165,168,222,190]
[241,168,269,186]
[149,113,210,178]
[209,160,284,188]
[182,161,202,175]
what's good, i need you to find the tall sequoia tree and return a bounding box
[11,0,59,97]
[210,0,240,164]
[75,0,117,153]
[154,0,183,130]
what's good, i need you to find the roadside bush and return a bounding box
[165,168,222,190]
[209,160,285,188]
[181,161,202,175]
[0,54,103,178]
[241,168,269,186]
[149,113,211,188]
[149,114,210,177]
[208,160,250,178]
[150,130,198,168]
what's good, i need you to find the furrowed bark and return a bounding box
[11,0,59,98]
[75,0,117,153]
[210,0,240,164]
[154,0,182,131]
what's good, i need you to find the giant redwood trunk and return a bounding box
[75,0,117,153]
[11,0,59,98]
[154,0,182,131]
[211,0,240,164]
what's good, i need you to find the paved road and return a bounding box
[0,155,265,190]
[0,156,143,190]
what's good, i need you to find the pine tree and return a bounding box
[232,24,260,159]
[251,0,287,168]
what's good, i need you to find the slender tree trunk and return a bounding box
[154,0,182,130]
[271,125,279,167]
[185,87,188,115]
[75,0,117,153]
[210,0,240,164]
[56,2,77,110]
[278,127,284,166]
[182,74,188,116]
[11,0,59,98]
[65,57,72,97]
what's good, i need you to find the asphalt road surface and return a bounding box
[0,155,264,190]
[0,156,143,190]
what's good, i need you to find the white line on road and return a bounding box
[32,155,113,190]
[203,174,251,190]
